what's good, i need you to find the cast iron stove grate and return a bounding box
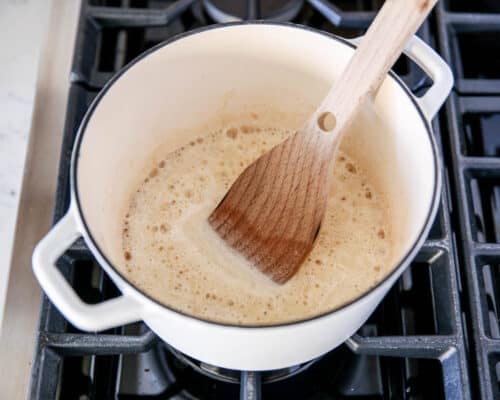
[29,1,474,399]
[435,1,500,399]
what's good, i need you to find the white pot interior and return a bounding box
[75,24,436,313]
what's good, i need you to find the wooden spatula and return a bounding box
[208,0,438,284]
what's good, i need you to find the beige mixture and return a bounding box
[121,124,393,325]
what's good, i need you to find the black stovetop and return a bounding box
[29,1,500,399]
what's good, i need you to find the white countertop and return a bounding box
[0,0,52,326]
[0,2,80,397]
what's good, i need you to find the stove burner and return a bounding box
[116,336,396,398]
[166,344,318,384]
[203,0,303,22]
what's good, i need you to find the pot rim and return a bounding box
[71,21,441,329]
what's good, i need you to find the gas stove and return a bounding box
[29,1,500,399]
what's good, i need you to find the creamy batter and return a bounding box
[121,124,393,325]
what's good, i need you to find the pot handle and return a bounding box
[33,211,143,331]
[348,35,453,121]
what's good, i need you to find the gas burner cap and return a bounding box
[166,344,319,384]
[203,0,304,23]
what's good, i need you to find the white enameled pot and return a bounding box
[33,23,452,371]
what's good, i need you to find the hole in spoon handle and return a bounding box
[317,111,337,133]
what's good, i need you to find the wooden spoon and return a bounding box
[208,0,438,284]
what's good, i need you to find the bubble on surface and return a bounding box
[226,128,238,139]
[345,162,357,174]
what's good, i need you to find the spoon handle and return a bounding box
[309,0,438,150]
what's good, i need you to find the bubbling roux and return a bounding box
[122,125,393,325]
